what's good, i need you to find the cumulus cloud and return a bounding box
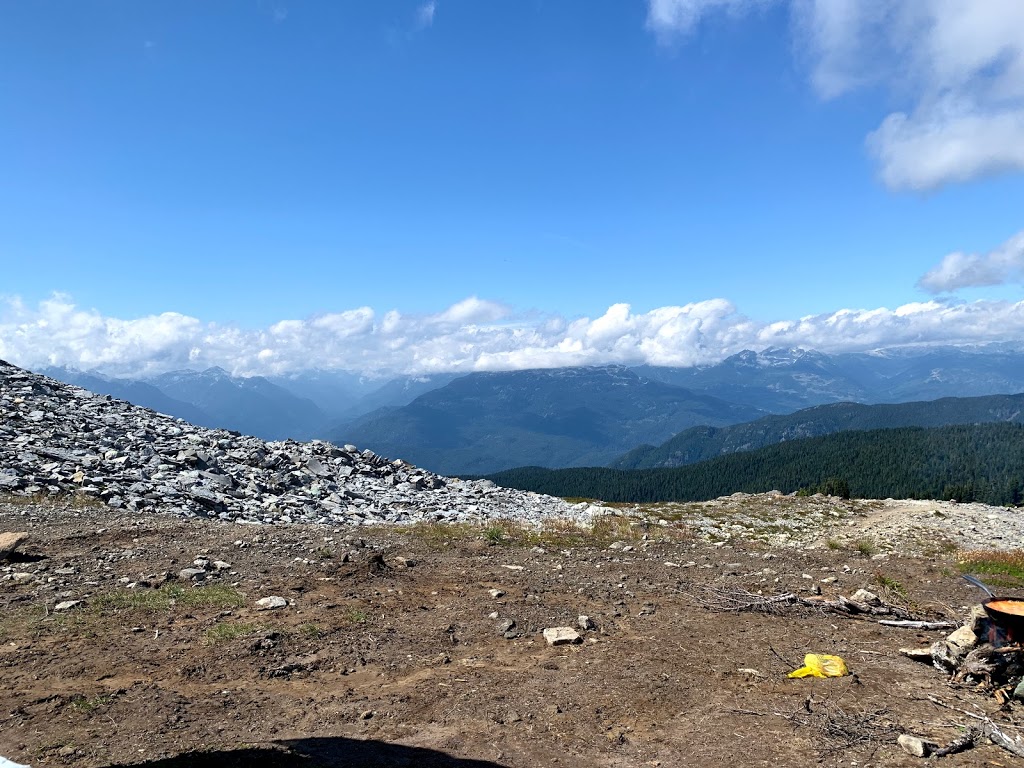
[3,293,1024,378]
[648,0,1024,190]
[918,230,1024,293]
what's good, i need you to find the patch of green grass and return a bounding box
[203,621,259,645]
[91,584,245,613]
[958,549,1024,588]
[854,539,877,557]
[314,547,334,560]
[483,526,506,545]
[826,539,843,551]
[401,521,479,549]
[344,608,369,624]
[873,572,907,599]
[69,694,113,713]
[400,515,687,552]
[298,622,325,639]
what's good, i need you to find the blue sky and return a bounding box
[2,1,1024,376]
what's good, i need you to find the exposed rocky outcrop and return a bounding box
[0,360,600,526]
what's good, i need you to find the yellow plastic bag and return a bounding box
[787,653,850,679]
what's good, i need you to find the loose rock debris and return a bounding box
[0,360,610,528]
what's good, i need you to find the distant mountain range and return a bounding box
[41,368,217,428]
[37,343,1024,472]
[634,344,1024,413]
[613,392,1024,469]
[44,366,326,441]
[335,366,765,475]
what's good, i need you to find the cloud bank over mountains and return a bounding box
[648,0,1024,191]
[4,293,1024,378]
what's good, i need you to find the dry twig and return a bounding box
[682,583,928,622]
[771,696,903,759]
[927,694,1024,758]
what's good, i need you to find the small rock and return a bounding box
[578,615,596,631]
[359,710,374,720]
[966,604,989,634]
[54,600,83,612]
[178,567,207,582]
[897,734,937,757]
[851,588,881,606]
[946,625,978,655]
[899,647,934,662]
[393,556,416,568]
[255,596,288,611]
[0,532,29,561]
[212,560,232,571]
[543,627,582,646]
[496,618,516,634]
[1013,680,1024,701]
[488,589,505,599]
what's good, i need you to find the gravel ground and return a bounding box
[3,493,1024,767]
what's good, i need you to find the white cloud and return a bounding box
[4,293,1024,378]
[417,1,436,28]
[918,230,1024,293]
[648,0,1024,190]
[646,0,770,39]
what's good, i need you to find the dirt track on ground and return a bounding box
[2,495,1023,767]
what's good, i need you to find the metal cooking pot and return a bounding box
[963,574,1024,642]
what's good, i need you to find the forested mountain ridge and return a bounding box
[336,366,765,475]
[486,423,1024,507]
[613,392,1024,469]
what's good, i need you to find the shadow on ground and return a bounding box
[105,736,508,768]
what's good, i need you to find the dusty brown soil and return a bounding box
[1,497,1022,767]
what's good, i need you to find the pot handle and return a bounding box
[963,574,996,598]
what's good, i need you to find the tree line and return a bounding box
[483,423,1024,505]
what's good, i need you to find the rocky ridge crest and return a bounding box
[0,360,598,526]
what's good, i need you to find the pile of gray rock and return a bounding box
[0,360,603,527]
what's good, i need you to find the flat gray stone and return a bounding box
[255,596,288,611]
[543,627,581,646]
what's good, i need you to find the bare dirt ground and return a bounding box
[2,494,1023,767]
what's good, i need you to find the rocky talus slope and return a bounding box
[0,360,599,526]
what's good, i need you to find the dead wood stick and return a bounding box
[927,694,1024,757]
[984,721,1024,757]
[933,726,980,757]
[926,694,989,722]
[877,620,958,630]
